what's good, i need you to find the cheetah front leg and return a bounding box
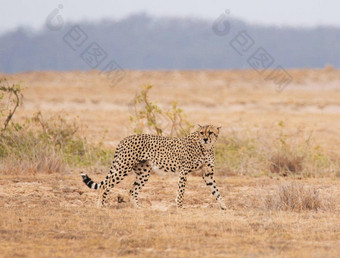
[202,165,227,210]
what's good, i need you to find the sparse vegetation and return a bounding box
[130,85,193,137]
[0,111,114,174]
[128,86,337,178]
[268,121,334,177]
[214,123,336,177]
[214,131,261,175]
[0,80,337,178]
[264,182,335,211]
[0,79,114,174]
[1,71,339,257]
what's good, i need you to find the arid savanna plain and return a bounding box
[0,69,339,257]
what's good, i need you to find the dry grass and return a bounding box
[1,150,64,175]
[0,174,339,257]
[5,69,340,150]
[1,69,340,257]
[4,69,340,176]
[264,182,336,212]
[270,154,304,176]
[0,111,115,175]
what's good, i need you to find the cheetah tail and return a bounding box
[81,173,103,190]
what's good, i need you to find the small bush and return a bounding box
[264,182,334,212]
[268,121,333,177]
[270,155,303,176]
[0,112,115,174]
[0,79,114,174]
[0,78,23,131]
[130,85,193,137]
[269,121,304,176]
[0,121,64,173]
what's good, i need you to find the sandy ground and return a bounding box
[0,174,339,257]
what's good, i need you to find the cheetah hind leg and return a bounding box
[97,162,134,208]
[97,185,110,208]
[130,161,151,208]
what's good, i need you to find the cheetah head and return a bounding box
[196,125,221,149]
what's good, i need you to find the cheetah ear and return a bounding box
[217,126,222,132]
[197,124,202,128]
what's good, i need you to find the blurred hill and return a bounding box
[0,13,340,73]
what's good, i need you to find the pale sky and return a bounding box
[1,0,340,34]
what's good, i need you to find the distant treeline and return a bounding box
[0,13,339,73]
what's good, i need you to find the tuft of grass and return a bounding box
[270,154,304,176]
[264,182,335,212]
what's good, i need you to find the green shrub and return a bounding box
[0,111,114,174]
[130,85,193,137]
[0,79,114,174]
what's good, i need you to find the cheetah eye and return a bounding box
[200,132,204,135]
[208,132,213,135]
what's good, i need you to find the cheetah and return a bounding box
[81,125,226,210]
